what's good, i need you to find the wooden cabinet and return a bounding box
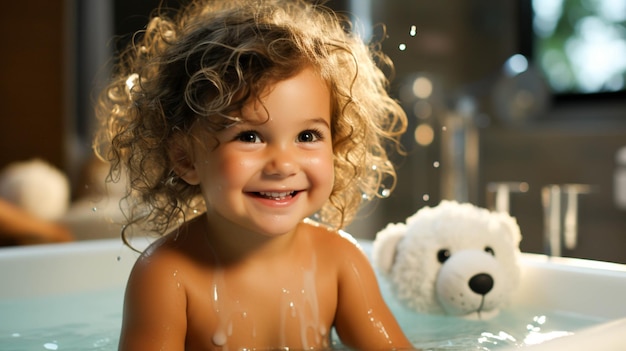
[0,1,66,170]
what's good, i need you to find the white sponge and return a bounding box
[0,159,70,220]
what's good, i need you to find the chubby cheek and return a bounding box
[306,151,335,197]
[194,154,252,203]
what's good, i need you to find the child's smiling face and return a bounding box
[182,67,334,237]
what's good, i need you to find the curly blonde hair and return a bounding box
[94,0,407,237]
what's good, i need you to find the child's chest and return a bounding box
[182,256,339,350]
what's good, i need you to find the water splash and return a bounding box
[43,342,59,350]
[398,25,419,53]
[380,188,391,198]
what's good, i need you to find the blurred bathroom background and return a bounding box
[1,0,625,263]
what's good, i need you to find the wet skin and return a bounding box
[118,67,414,350]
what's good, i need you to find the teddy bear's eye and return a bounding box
[485,246,495,256]
[437,249,451,263]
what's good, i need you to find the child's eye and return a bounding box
[297,129,324,143]
[235,131,262,143]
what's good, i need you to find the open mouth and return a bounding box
[255,191,298,200]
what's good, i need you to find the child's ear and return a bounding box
[168,141,200,185]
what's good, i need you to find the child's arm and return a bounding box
[118,250,188,351]
[333,237,417,350]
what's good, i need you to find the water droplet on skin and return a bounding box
[92,207,97,212]
[212,331,227,346]
[290,302,297,317]
[227,322,233,336]
[409,25,417,37]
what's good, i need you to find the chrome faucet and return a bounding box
[486,181,529,213]
[541,184,592,257]
[440,96,480,203]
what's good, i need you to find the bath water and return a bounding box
[377,276,605,350]
[387,301,603,350]
[0,286,604,351]
[0,288,123,350]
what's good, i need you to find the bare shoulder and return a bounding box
[132,217,211,271]
[127,229,211,300]
[124,231,196,309]
[299,220,369,267]
[301,220,361,248]
[130,235,185,278]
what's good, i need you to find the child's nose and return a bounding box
[263,146,298,177]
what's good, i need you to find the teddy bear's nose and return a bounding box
[469,273,494,295]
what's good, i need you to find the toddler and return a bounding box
[95,0,413,349]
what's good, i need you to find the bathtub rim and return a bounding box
[2,238,626,318]
[1,238,625,292]
[2,238,626,350]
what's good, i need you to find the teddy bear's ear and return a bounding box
[372,222,406,275]
[494,212,522,247]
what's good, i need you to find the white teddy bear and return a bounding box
[373,200,522,320]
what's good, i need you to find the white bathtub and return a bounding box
[1,238,625,350]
